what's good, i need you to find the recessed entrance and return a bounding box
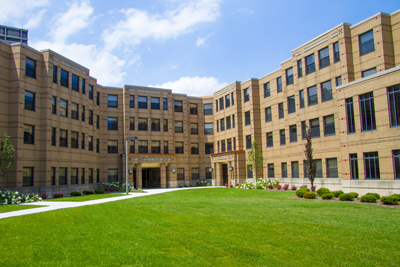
[142,168,160,188]
[222,164,228,185]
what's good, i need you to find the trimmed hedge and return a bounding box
[381,195,399,205]
[338,193,355,201]
[295,188,310,198]
[332,190,344,198]
[349,192,359,198]
[303,192,317,199]
[366,193,380,200]
[360,194,377,203]
[95,189,104,194]
[82,190,94,195]
[53,193,63,198]
[316,188,330,196]
[321,193,334,200]
[70,191,82,196]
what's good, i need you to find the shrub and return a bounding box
[311,185,317,192]
[41,194,48,200]
[268,184,273,189]
[349,192,359,198]
[360,194,377,203]
[241,181,256,189]
[332,190,344,198]
[82,190,94,195]
[291,185,298,191]
[300,185,308,189]
[229,184,234,188]
[195,181,210,187]
[276,185,282,190]
[53,193,63,198]
[282,184,289,191]
[317,188,330,196]
[321,193,334,200]
[224,183,229,187]
[95,189,104,194]
[366,193,380,200]
[0,190,43,204]
[70,191,81,196]
[338,193,354,201]
[380,195,399,205]
[296,188,310,198]
[303,192,317,199]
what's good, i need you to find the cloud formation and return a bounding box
[196,32,214,47]
[0,0,49,27]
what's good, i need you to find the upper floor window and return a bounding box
[280,129,286,145]
[191,143,199,155]
[107,140,118,153]
[205,123,213,135]
[278,103,284,119]
[151,97,160,109]
[52,96,56,114]
[246,135,251,149]
[163,119,168,132]
[108,95,118,108]
[220,118,225,131]
[24,91,35,111]
[71,103,78,119]
[23,124,34,144]
[151,118,160,131]
[225,94,230,108]
[96,92,100,105]
[346,97,356,134]
[205,143,214,154]
[299,90,305,109]
[82,78,85,94]
[305,54,315,74]
[60,99,68,117]
[53,66,57,83]
[333,42,340,62]
[89,85,93,99]
[151,141,160,154]
[175,121,183,133]
[138,96,147,109]
[25,58,36,79]
[190,123,198,134]
[175,142,184,154]
[219,97,224,110]
[310,118,320,138]
[108,117,118,130]
[72,74,79,92]
[60,69,68,87]
[388,84,400,127]
[204,103,213,115]
[286,68,293,85]
[287,95,295,114]
[307,85,318,106]
[321,80,332,102]
[318,46,330,69]
[245,111,251,125]
[163,98,168,110]
[362,68,377,78]
[243,88,249,102]
[138,118,148,131]
[277,77,282,93]
[359,92,376,132]
[174,100,183,112]
[324,115,335,136]
[190,103,198,114]
[297,59,303,78]
[215,100,218,112]
[336,76,342,87]
[139,140,148,153]
[231,92,235,105]
[226,116,231,129]
[264,82,270,98]
[266,132,273,147]
[130,117,135,130]
[265,107,272,122]
[130,95,135,108]
[289,124,297,143]
[359,30,375,56]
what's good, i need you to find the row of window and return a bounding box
[216,138,236,153]
[216,115,236,132]
[216,92,235,111]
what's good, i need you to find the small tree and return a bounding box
[0,134,17,184]
[304,128,317,191]
[247,141,265,180]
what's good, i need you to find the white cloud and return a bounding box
[102,0,221,51]
[170,65,178,69]
[149,76,228,96]
[0,0,49,27]
[23,9,47,29]
[196,32,213,47]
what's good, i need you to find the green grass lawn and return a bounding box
[0,204,42,213]
[46,193,126,202]
[1,188,399,266]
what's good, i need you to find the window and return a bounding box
[108,169,118,182]
[345,98,356,134]
[69,168,78,184]
[310,118,320,138]
[301,121,307,140]
[82,78,85,94]
[138,140,148,153]
[350,154,359,179]
[129,140,135,153]
[71,103,78,120]
[192,168,199,179]
[364,152,380,179]
[215,100,218,112]
[88,136,93,151]
[220,118,225,131]
[221,140,226,152]
[288,95,295,114]
[175,121,183,133]
[204,123,213,135]
[52,128,56,146]
[204,103,213,115]
[108,117,118,130]
[225,94,230,108]
[231,92,235,105]
[23,124,34,144]
[306,54,315,74]
[326,158,338,178]
[265,107,272,122]
[244,88,249,102]
[53,66,57,83]
[318,46,330,69]
[107,140,118,153]
[266,132,273,147]
[24,91,35,111]
[324,115,335,136]
[292,161,299,178]
[190,103,198,114]
[52,96,56,114]
[286,67,293,85]
[88,110,93,125]
[177,168,185,180]
[333,42,340,62]
[246,135,251,149]
[51,167,56,185]
[393,150,400,179]
[108,95,118,107]
[130,95,135,108]
[388,84,400,127]
[88,169,93,184]
[289,124,297,142]
[362,68,377,78]
[297,59,303,78]
[232,114,235,128]
[305,160,322,178]
[299,90,305,108]
[60,99,68,117]
[89,85,93,99]
[359,92,376,131]
[59,168,67,185]
[149,118,160,131]
[137,118,147,131]
[72,74,79,92]
[205,143,214,154]
[268,164,275,178]
[190,123,198,134]
[359,30,375,56]
[175,142,184,154]
[233,137,236,150]
[191,143,199,154]
[150,97,160,109]
[60,129,68,147]
[219,97,224,110]
[151,141,160,153]
[277,77,282,93]
[164,141,168,154]
[278,103,284,119]
[96,169,100,183]
[163,119,168,132]
[244,111,251,125]
[96,115,100,129]
[280,129,286,145]
[81,168,85,184]
[206,167,212,179]
[81,106,85,121]
[96,92,100,106]
[174,100,183,112]
[281,163,287,178]
[263,82,271,98]
[163,98,168,110]
[61,69,68,87]
[71,131,78,148]
[226,116,231,130]
[23,167,33,187]
[138,96,147,109]
[336,76,342,87]
[227,138,232,151]
[307,85,318,106]
[247,165,253,179]
[81,133,85,149]
[321,80,332,102]
[25,58,36,79]
[96,139,99,153]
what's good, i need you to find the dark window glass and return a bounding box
[163,119,168,132]
[138,118,148,131]
[215,100,218,112]
[163,98,168,110]
[107,140,118,153]
[290,125,297,143]
[151,97,160,109]
[359,92,376,131]
[297,59,303,78]
[204,123,213,135]
[130,95,135,108]
[151,141,160,154]
[288,96,295,114]
[265,107,272,122]
[71,131,78,148]
[227,138,232,151]
[81,106,85,121]
[130,140,135,153]
[291,161,299,178]
[268,164,274,178]
[246,135,251,149]
[60,129,68,147]
[81,133,85,149]
[174,100,183,112]
[219,97,224,110]
[164,141,168,154]
[336,76,342,87]
[23,124,34,144]
[245,111,251,125]
[324,115,335,136]
[346,98,356,134]
[52,128,56,146]
[362,68,377,78]
[204,103,213,115]
[299,90,305,108]
[326,158,338,178]
[244,88,249,102]
[281,163,287,178]
[266,132,273,147]
[247,165,253,178]
[88,110,93,125]
[277,77,282,93]
[175,121,183,133]
[318,46,330,69]
[205,143,214,154]
[350,154,359,179]
[23,167,34,187]
[221,140,226,152]
[190,103,198,114]
[393,150,400,179]
[388,84,400,127]
[52,96,56,114]
[88,169,93,184]
[333,42,340,62]
[232,114,235,128]
[226,116,231,130]
[191,168,199,179]
[301,121,307,140]
[81,168,85,184]
[307,85,318,106]
[225,95,230,108]
[310,118,320,138]
[96,139,99,153]
[24,91,35,111]
[278,103,284,119]
[60,99,68,117]
[286,67,293,85]
[191,143,199,154]
[89,85,93,99]
[280,129,286,145]
[306,54,315,74]
[138,96,147,109]
[108,169,118,182]
[53,66,57,83]
[364,152,380,179]
[321,80,332,102]
[206,167,212,179]
[177,168,185,180]
[88,136,93,151]
[151,119,160,131]
[72,74,79,91]
[51,167,56,185]
[359,30,375,56]
[231,92,235,105]
[108,117,118,130]
[82,78,85,94]
[61,69,68,87]
[108,95,118,107]
[264,82,270,98]
[25,58,36,79]
[71,103,78,119]
[59,168,67,185]
[190,123,198,134]
[96,169,100,183]
[175,142,184,154]
[220,118,225,131]
[138,141,148,153]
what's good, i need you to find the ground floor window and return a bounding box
[23,167,33,187]
[177,168,185,180]
[394,150,400,179]
[205,167,212,179]
[59,168,67,185]
[291,161,299,178]
[364,152,380,179]
[247,165,253,178]
[326,158,338,178]
[108,169,118,182]
[191,168,199,179]
[268,164,274,178]
[71,168,78,184]
[350,154,359,179]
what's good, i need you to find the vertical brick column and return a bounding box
[160,163,166,188]
[136,163,142,189]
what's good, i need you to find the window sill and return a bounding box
[361,129,377,133]
[324,133,336,137]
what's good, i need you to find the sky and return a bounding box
[1,0,399,96]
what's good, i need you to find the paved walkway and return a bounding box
[0,187,219,220]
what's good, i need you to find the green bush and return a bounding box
[82,190,94,195]
[316,188,330,196]
[365,193,380,200]
[295,188,310,198]
[380,196,399,205]
[332,190,344,198]
[95,189,104,194]
[70,191,81,196]
[321,193,334,200]
[360,194,377,203]
[349,192,359,198]
[53,193,63,198]
[338,193,355,201]
[303,192,317,199]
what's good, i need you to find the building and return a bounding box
[0,9,399,195]
[0,25,28,45]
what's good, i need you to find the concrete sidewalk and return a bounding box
[0,187,218,220]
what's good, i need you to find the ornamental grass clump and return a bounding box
[338,193,355,201]
[360,194,377,203]
[0,190,42,204]
[317,188,330,196]
[296,188,310,198]
[321,193,334,200]
[303,192,317,199]
[332,190,344,198]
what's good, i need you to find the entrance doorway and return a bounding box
[142,168,161,188]
[222,164,228,185]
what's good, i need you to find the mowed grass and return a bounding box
[0,204,42,213]
[46,193,126,202]
[1,188,399,267]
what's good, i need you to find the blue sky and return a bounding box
[1,0,399,96]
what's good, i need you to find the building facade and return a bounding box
[0,9,400,195]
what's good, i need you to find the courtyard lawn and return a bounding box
[46,193,127,202]
[0,204,42,213]
[0,188,399,266]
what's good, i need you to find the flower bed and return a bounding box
[1,190,42,205]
